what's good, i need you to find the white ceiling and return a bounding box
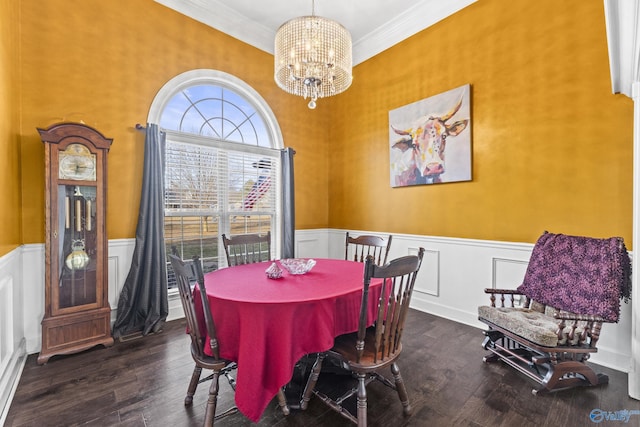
[154,0,477,65]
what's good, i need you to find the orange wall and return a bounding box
[0,0,22,256]
[14,0,636,249]
[328,0,634,245]
[18,0,330,243]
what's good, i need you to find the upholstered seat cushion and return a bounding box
[478,305,586,347]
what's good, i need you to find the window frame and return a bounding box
[148,69,284,289]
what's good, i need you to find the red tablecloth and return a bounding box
[193,258,381,422]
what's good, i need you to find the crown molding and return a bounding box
[155,0,476,66]
[352,0,476,65]
[155,0,274,52]
[604,0,640,98]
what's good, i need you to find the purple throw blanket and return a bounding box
[516,232,631,322]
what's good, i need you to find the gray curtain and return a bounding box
[112,123,168,338]
[281,147,296,259]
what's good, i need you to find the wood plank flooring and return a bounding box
[6,309,640,426]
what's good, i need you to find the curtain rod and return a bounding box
[135,123,146,130]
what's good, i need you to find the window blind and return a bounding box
[164,135,280,283]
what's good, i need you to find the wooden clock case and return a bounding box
[37,122,114,364]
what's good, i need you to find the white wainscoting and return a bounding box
[301,229,634,372]
[0,230,635,423]
[0,248,26,426]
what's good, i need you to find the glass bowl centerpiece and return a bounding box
[279,258,316,275]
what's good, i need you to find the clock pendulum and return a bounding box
[64,186,93,302]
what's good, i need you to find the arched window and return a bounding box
[148,70,283,275]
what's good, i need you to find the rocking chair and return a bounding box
[478,232,631,395]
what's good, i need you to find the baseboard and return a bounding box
[0,338,27,426]
[590,344,633,373]
[411,293,483,330]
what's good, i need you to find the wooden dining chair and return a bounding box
[345,232,393,265]
[169,254,290,427]
[169,254,237,425]
[170,254,289,426]
[300,248,425,426]
[221,231,271,266]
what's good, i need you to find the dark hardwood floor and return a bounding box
[6,309,640,426]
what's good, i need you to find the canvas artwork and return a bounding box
[389,84,471,187]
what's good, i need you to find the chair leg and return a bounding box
[185,365,202,406]
[203,371,220,427]
[356,372,367,427]
[276,389,290,415]
[534,360,606,395]
[391,362,412,416]
[300,352,326,410]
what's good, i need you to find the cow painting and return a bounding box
[389,85,471,187]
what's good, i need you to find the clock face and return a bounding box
[59,143,96,181]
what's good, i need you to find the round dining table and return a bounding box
[193,258,382,422]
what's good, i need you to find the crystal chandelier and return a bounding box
[274,0,352,109]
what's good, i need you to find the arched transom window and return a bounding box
[159,84,272,145]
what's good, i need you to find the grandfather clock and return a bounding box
[37,122,114,364]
